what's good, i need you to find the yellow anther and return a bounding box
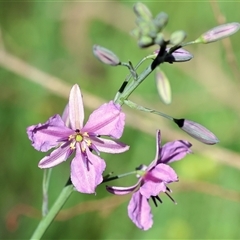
[85,139,92,146]
[70,142,76,150]
[82,132,89,137]
[68,134,75,140]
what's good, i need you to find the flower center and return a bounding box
[69,129,92,152]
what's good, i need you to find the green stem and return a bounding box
[103,170,137,183]
[124,99,174,121]
[42,168,52,216]
[30,184,74,240]
[115,45,167,105]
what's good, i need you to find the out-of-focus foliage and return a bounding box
[1,1,240,239]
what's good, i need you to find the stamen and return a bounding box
[70,142,76,150]
[151,195,163,207]
[165,191,177,204]
[155,195,163,204]
[151,196,158,207]
[166,186,172,193]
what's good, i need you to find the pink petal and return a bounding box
[38,143,72,168]
[70,146,106,194]
[27,114,73,152]
[62,104,70,127]
[128,191,153,230]
[147,130,161,170]
[106,181,140,195]
[159,140,192,164]
[140,164,178,198]
[92,137,129,154]
[82,101,125,139]
[69,84,84,130]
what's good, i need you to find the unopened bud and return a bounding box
[174,118,219,145]
[133,2,152,22]
[93,45,120,66]
[169,30,187,46]
[154,48,193,63]
[153,12,168,30]
[195,22,240,44]
[154,32,164,45]
[138,35,154,48]
[155,67,171,104]
[166,48,193,63]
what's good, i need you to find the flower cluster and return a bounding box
[27,2,240,233]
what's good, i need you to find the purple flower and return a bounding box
[27,84,129,194]
[106,130,192,230]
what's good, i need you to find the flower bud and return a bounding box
[138,35,154,48]
[169,30,187,46]
[154,48,193,63]
[166,48,193,63]
[154,32,164,45]
[195,22,240,44]
[133,2,152,22]
[93,45,120,66]
[173,118,219,145]
[155,67,171,104]
[153,12,168,30]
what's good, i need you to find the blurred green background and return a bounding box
[1,1,240,239]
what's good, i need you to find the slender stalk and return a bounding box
[114,54,157,102]
[30,184,74,240]
[124,99,174,121]
[42,168,52,216]
[103,171,137,183]
[115,44,167,105]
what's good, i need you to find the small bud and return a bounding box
[136,19,152,36]
[155,67,171,104]
[138,35,154,48]
[133,2,152,21]
[131,28,141,38]
[154,32,165,45]
[93,45,120,66]
[169,30,187,46]
[153,12,168,30]
[195,22,240,44]
[174,118,219,145]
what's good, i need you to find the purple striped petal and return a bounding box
[69,84,84,130]
[92,137,129,154]
[83,101,125,139]
[128,191,153,230]
[70,146,106,194]
[27,114,73,152]
[38,143,72,168]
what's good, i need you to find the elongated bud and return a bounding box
[173,118,219,145]
[153,12,168,30]
[154,32,164,45]
[155,67,171,104]
[138,35,154,48]
[169,30,187,46]
[154,48,193,63]
[195,22,240,44]
[133,2,152,21]
[167,48,193,63]
[93,45,120,66]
